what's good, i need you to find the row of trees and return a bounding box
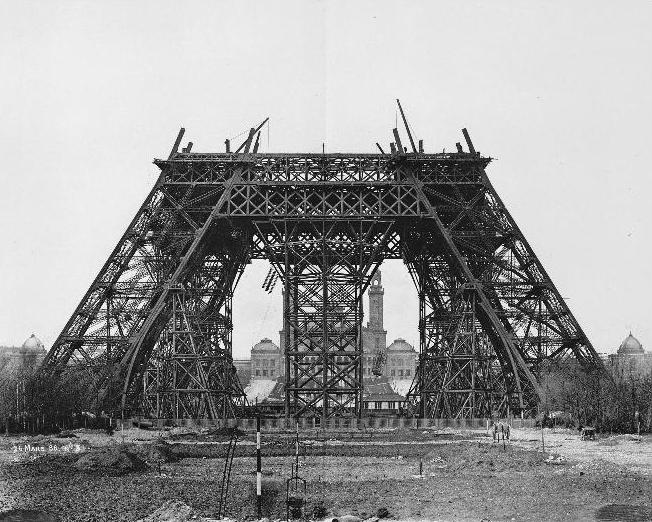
[541,361,652,433]
[0,359,649,434]
[0,365,97,433]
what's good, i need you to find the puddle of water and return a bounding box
[596,504,652,521]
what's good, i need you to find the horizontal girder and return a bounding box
[153,153,489,218]
[42,144,601,419]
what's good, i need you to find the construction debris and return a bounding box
[135,500,234,522]
[74,446,148,474]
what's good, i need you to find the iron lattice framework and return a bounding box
[43,125,602,419]
[254,219,394,418]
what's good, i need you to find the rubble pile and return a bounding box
[74,445,147,475]
[135,500,234,522]
[131,440,179,465]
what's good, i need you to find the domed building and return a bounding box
[21,334,45,353]
[607,332,652,379]
[250,338,283,380]
[617,333,644,355]
[385,338,417,379]
[0,334,47,373]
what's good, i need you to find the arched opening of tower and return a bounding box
[42,122,602,422]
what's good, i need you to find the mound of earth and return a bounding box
[130,440,179,464]
[136,500,193,522]
[135,500,230,522]
[74,446,147,474]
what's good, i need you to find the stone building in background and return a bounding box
[237,270,418,403]
[606,332,652,379]
[0,334,47,374]
[250,338,283,380]
[361,271,388,375]
[383,338,416,379]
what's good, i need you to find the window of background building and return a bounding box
[375,401,382,409]
[263,369,267,376]
[270,369,275,376]
[255,370,260,376]
[388,401,395,409]
[364,402,370,409]
[270,359,275,366]
[391,369,395,376]
[263,359,268,367]
[398,369,403,377]
[406,369,411,376]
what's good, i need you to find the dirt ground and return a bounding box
[0,426,650,521]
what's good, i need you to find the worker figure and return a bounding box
[492,421,510,442]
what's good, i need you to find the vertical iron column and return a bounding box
[255,220,392,420]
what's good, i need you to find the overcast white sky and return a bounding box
[1,1,650,358]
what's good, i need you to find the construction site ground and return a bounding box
[0,426,651,521]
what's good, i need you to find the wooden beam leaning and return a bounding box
[235,117,270,154]
[393,128,404,154]
[168,128,185,159]
[396,99,417,153]
[462,128,476,155]
[253,132,261,153]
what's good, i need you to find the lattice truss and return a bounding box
[402,159,599,416]
[141,251,247,419]
[404,253,509,418]
[44,141,252,418]
[253,220,394,418]
[43,125,602,419]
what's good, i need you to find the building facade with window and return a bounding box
[362,379,407,414]
[383,338,417,379]
[250,338,284,380]
[237,270,418,407]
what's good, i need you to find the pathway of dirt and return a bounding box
[510,428,652,475]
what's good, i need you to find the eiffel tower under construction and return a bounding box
[43,102,602,421]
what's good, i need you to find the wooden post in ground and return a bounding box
[256,415,262,519]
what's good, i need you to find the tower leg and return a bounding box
[404,235,516,418]
[142,247,248,419]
